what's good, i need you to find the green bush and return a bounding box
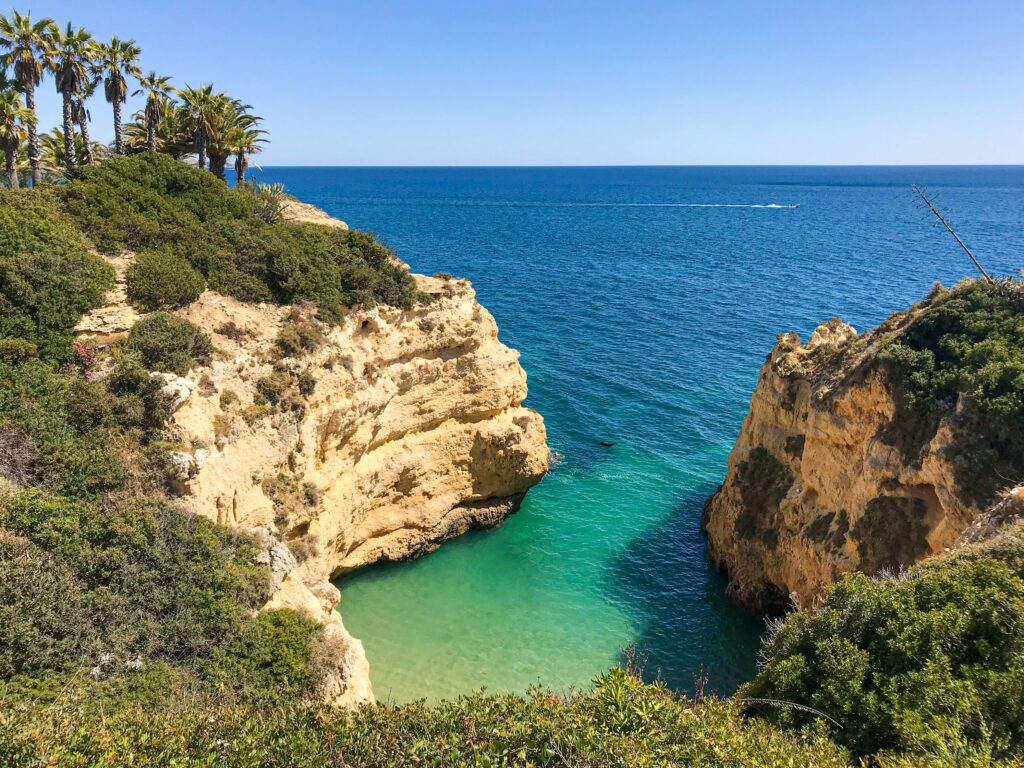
[880,280,1024,503]
[0,339,37,366]
[0,668,850,767]
[0,491,276,682]
[742,522,1024,760]
[125,249,205,311]
[206,610,321,696]
[0,189,113,362]
[255,369,292,406]
[56,153,418,316]
[0,361,125,498]
[124,312,213,375]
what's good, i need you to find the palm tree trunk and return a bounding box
[77,102,94,165]
[210,154,227,181]
[235,150,247,185]
[113,99,123,155]
[25,85,41,186]
[146,106,157,151]
[4,147,17,189]
[62,93,77,172]
[196,130,207,170]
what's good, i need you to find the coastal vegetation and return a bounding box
[744,520,1024,763]
[879,279,1024,502]
[2,8,1024,767]
[0,9,264,187]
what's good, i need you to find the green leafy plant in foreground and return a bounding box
[743,521,1024,762]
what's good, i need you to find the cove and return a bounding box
[257,165,1024,702]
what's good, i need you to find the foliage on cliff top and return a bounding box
[0,189,114,364]
[742,520,1024,763]
[57,153,418,318]
[0,668,851,768]
[879,279,1024,503]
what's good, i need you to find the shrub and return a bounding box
[55,153,417,316]
[0,361,124,498]
[254,370,292,406]
[0,189,113,362]
[124,312,212,375]
[880,280,1024,503]
[276,314,325,357]
[0,491,272,682]
[0,339,37,366]
[743,522,1024,760]
[0,668,851,767]
[206,610,321,696]
[125,249,205,311]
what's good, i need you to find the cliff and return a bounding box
[703,281,1024,613]
[76,218,548,705]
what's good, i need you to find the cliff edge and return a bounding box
[703,280,1024,613]
[76,212,548,705]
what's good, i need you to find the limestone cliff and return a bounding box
[77,216,548,706]
[702,307,988,614]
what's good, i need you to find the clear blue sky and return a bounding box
[21,1,1024,165]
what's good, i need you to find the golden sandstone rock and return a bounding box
[703,316,980,614]
[77,209,548,705]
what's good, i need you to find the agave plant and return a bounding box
[0,10,57,185]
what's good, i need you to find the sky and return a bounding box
[16,1,1024,165]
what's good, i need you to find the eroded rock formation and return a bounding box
[77,215,548,705]
[702,316,983,614]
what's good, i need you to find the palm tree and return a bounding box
[207,98,262,181]
[0,11,57,185]
[0,85,34,188]
[96,37,141,154]
[51,23,95,172]
[233,125,266,185]
[178,84,222,171]
[131,71,174,151]
[72,76,98,164]
[37,127,104,173]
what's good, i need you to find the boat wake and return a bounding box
[388,200,801,209]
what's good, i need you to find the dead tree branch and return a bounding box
[913,184,993,284]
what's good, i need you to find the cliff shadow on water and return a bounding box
[606,487,765,697]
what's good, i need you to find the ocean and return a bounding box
[255,166,1024,703]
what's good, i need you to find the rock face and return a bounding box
[77,220,548,706]
[167,274,545,704]
[702,316,983,614]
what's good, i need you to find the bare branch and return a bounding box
[913,184,993,284]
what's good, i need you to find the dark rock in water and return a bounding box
[600,441,615,447]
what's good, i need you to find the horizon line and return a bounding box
[253,163,1024,169]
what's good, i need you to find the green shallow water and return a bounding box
[256,165,1024,703]
[336,443,756,703]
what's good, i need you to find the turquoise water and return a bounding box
[258,166,1024,702]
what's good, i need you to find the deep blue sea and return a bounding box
[256,166,1024,702]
